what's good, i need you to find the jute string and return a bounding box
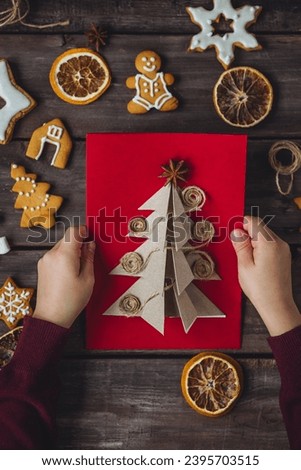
[0,0,69,29]
[119,292,159,316]
[268,141,301,196]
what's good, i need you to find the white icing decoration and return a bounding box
[21,177,25,181]
[12,164,17,169]
[16,177,20,181]
[142,57,147,62]
[0,61,31,141]
[23,206,28,210]
[30,207,35,212]
[0,282,30,324]
[26,177,30,181]
[18,192,23,196]
[150,57,156,62]
[187,0,261,68]
[0,237,10,255]
[143,64,156,73]
[132,72,173,111]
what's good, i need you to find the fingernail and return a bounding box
[230,229,245,241]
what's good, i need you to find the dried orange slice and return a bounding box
[49,48,111,105]
[181,352,243,417]
[213,66,273,128]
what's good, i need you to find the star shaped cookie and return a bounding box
[0,277,34,329]
[0,59,36,145]
[186,0,262,69]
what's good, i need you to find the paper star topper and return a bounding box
[186,0,262,69]
[0,277,34,329]
[0,59,36,145]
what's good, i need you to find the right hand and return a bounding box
[231,216,301,336]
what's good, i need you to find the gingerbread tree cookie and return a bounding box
[0,278,34,329]
[126,50,178,114]
[11,164,63,228]
[186,0,262,69]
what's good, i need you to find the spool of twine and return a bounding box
[121,252,144,274]
[268,141,301,196]
[191,251,215,280]
[119,294,141,316]
[0,0,69,29]
[181,186,206,211]
[128,217,147,234]
[118,292,159,316]
[193,220,215,244]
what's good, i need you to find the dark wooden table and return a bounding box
[0,0,301,450]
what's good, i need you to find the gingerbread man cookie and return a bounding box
[26,118,72,169]
[11,164,63,229]
[0,277,34,329]
[186,0,262,69]
[0,59,36,145]
[126,50,178,114]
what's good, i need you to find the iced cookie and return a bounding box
[11,164,63,229]
[26,118,72,169]
[126,50,178,114]
[186,0,262,69]
[0,59,36,145]
[0,277,34,329]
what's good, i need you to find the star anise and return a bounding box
[85,24,108,52]
[159,160,189,186]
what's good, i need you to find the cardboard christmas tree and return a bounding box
[103,160,225,334]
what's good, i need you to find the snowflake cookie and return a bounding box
[186,0,262,69]
[0,277,34,329]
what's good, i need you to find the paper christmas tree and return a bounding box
[103,160,225,334]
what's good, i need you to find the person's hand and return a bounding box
[231,216,301,336]
[33,226,95,328]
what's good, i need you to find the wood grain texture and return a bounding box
[0,35,301,138]
[57,357,288,450]
[0,0,300,450]
[1,0,301,34]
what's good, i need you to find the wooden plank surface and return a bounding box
[57,357,288,450]
[0,35,301,138]
[2,0,301,34]
[0,0,300,450]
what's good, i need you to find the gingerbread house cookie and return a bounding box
[26,118,72,169]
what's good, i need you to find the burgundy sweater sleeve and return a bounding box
[0,316,69,450]
[268,325,301,450]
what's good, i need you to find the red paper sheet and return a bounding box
[86,133,247,350]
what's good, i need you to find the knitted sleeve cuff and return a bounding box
[268,325,301,381]
[8,316,70,373]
